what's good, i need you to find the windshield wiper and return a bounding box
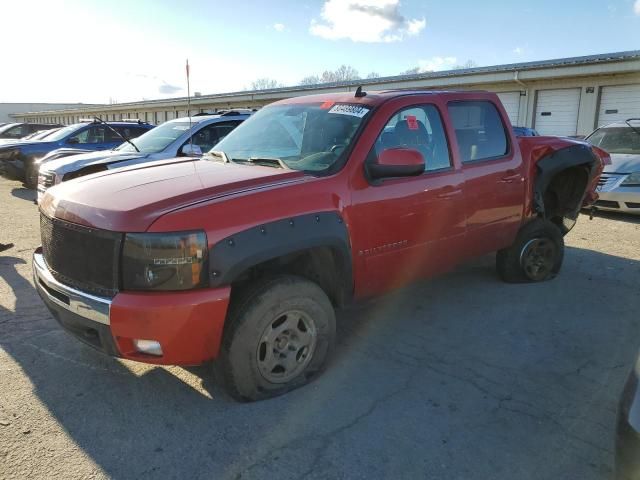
[247,157,288,169]
[93,116,140,152]
[625,119,640,137]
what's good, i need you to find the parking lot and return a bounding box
[0,173,638,479]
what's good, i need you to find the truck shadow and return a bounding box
[10,186,36,202]
[1,246,639,479]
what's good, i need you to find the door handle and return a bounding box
[500,169,521,182]
[436,186,458,199]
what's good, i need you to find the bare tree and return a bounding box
[400,67,421,75]
[366,72,381,79]
[299,75,321,86]
[251,78,283,90]
[320,65,361,83]
[453,60,478,70]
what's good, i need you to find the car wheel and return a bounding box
[24,161,38,189]
[496,218,564,283]
[214,275,336,402]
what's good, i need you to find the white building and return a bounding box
[1,103,102,123]
[10,50,640,137]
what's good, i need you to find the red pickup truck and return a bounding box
[34,90,606,401]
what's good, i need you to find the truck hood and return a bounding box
[40,159,306,232]
[0,139,52,151]
[605,153,640,174]
[42,150,146,174]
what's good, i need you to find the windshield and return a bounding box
[213,102,370,172]
[45,124,84,142]
[0,123,19,134]
[116,121,190,153]
[586,126,640,154]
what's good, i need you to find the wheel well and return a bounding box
[542,165,590,233]
[230,246,351,307]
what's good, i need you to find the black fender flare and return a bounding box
[208,212,353,302]
[533,143,599,216]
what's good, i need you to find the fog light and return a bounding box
[133,339,163,356]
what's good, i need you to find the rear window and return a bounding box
[448,101,509,162]
[586,127,640,154]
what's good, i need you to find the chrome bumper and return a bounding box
[32,252,112,325]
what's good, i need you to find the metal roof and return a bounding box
[13,50,640,115]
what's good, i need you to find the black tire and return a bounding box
[214,275,336,402]
[496,218,564,283]
[24,161,38,189]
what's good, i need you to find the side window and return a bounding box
[189,121,241,152]
[448,101,508,163]
[373,104,451,172]
[69,126,106,144]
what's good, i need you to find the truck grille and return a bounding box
[40,213,123,297]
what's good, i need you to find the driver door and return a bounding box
[350,104,466,297]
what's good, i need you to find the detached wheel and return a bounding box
[215,275,335,402]
[496,219,564,283]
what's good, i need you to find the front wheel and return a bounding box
[496,219,564,283]
[24,161,39,189]
[214,275,336,401]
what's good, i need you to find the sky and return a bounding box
[0,0,639,104]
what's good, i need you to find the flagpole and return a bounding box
[186,59,193,152]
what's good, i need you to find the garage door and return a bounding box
[534,88,581,136]
[597,84,640,127]
[496,92,520,125]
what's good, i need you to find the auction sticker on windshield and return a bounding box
[328,104,370,118]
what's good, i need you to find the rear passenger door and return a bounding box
[448,100,525,256]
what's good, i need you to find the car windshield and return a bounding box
[586,126,640,154]
[44,124,84,141]
[213,102,370,172]
[0,123,19,134]
[116,121,191,153]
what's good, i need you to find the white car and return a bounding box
[37,111,250,202]
[586,119,640,214]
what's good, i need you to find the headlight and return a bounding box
[122,231,209,291]
[621,173,640,186]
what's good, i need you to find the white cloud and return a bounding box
[273,23,285,32]
[635,0,640,15]
[418,56,457,72]
[310,0,426,43]
[513,47,524,55]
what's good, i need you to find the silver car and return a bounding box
[37,111,250,202]
[586,119,640,214]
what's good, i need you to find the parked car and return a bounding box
[0,122,62,139]
[616,352,640,480]
[34,90,605,401]
[585,119,640,214]
[0,120,153,187]
[36,112,249,202]
[513,126,539,137]
[0,127,61,146]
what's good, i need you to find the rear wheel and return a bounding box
[496,219,564,283]
[214,275,335,401]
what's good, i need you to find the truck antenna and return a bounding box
[354,86,367,98]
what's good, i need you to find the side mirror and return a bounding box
[67,137,79,144]
[368,148,425,180]
[180,143,203,157]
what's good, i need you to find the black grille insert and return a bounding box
[595,200,620,209]
[40,214,122,297]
